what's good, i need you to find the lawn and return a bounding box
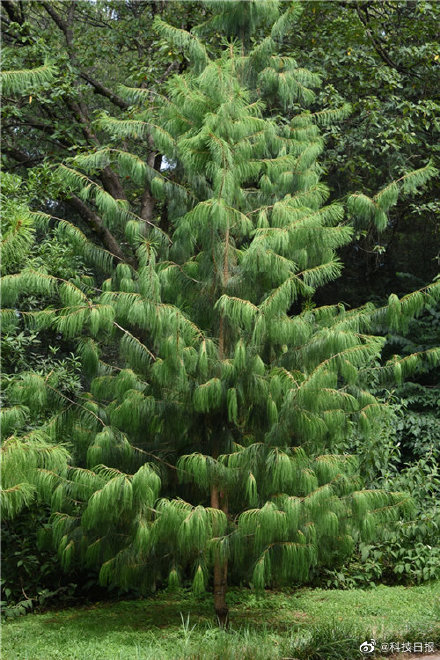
[2,582,440,660]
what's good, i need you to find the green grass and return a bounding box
[2,582,440,660]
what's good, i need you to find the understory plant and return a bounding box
[321,311,440,589]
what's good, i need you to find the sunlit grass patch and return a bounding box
[3,582,439,660]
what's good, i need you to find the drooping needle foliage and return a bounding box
[1,0,439,624]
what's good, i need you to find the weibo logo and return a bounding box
[359,639,376,654]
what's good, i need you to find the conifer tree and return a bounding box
[2,1,439,625]
[0,170,103,519]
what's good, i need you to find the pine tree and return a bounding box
[2,1,439,625]
[0,174,78,519]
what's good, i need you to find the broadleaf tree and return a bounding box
[1,1,439,625]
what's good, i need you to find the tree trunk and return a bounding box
[210,211,230,627]
[139,140,162,225]
[210,483,229,627]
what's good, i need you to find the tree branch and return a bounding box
[79,71,129,110]
[2,147,43,169]
[355,2,421,78]
[40,1,73,45]
[68,194,128,263]
[2,0,25,25]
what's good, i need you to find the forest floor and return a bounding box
[2,582,439,660]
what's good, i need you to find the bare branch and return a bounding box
[80,71,129,110]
